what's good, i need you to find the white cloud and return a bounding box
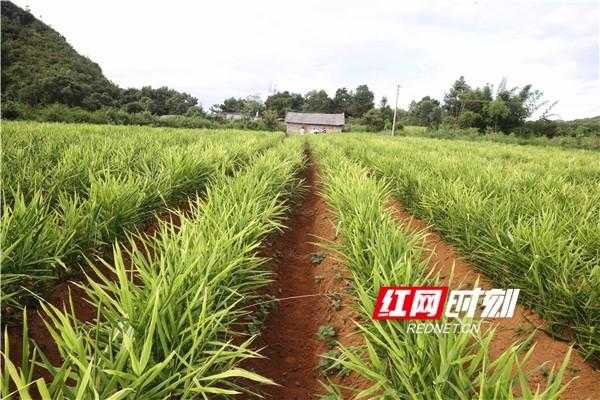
[13,0,600,119]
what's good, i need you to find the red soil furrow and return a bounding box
[311,194,370,399]
[243,156,367,399]
[388,201,600,400]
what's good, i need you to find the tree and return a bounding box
[262,109,279,131]
[185,105,205,117]
[458,110,484,129]
[520,118,559,138]
[379,96,394,123]
[362,108,385,132]
[83,93,109,111]
[350,84,374,117]
[332,87,353,115]
[265,91,303,118]
[460,86,492,117]
[166,93,196,115]
[124,101,144,114]
[242,95,264,118]
[218,97,245,113]
[486,99,510,131]
[443,76,471,118]
[410,96,442,127]
[440,76,545,133]
[484,81,542,132]
[117,86,197,115]
[303,90,333,113]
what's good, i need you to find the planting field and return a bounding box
[329,134,600,362]
[1,122,599,399]
[1,121,282,314]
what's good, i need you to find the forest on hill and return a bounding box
[1,1,200,115]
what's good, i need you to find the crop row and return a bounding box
[328,134,600,362]
[311,138,570,399]
[1,138,306,399]
[1,121,283,313]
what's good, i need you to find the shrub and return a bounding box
[517,119,559,138]
[124,101,144,113]
[261,109,280,131]
[458,110,484,129]
[1,100,27,119]
[1,102,290,131]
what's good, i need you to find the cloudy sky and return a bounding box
[15,0,600,119]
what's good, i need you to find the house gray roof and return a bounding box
[285,112,345,126]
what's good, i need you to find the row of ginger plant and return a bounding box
[1,121,283,314]
[311,138,571,399]
[326,134,600,363]
[1,134,305,398]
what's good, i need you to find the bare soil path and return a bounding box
[243,152,366,399]
[388,202,600,400]
[243,156,324,399]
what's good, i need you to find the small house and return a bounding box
[284,112,345,134]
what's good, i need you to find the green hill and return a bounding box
[1,1,120,109]
[565,115,600,125]
[558,115,600,136]
[1,1,199,114]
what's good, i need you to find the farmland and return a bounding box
[1,121,600,399]
[1,121,282,313]
[328,134,600,362]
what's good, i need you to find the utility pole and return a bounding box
[391,84,400,136]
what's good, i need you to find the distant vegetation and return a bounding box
[214,85,376,118]
[1,102,286,131]
[402,77,599,138]
[401,124,600,151]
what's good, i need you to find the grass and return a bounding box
[317,325,338,349]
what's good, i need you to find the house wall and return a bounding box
[223,113,243,120]
[286,123,343,134]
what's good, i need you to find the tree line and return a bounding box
[408,77,545,132]
[401,77,598,137]
[211,76,551,133]
[212,84,377,119]
[210,76,594,137]
[209,77,550,134]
